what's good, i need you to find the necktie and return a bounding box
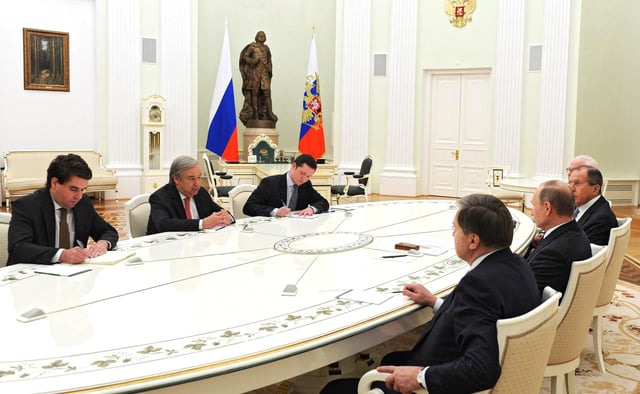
[288,185,298,209]
[59,208,71,249]
[573,208,580,219]
[184,197,192,219]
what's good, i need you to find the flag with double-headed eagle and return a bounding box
[298,33,325,159]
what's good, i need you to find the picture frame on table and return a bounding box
[23,28,69,92]
[492,168,504,187]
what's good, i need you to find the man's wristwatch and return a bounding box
[417,367,427,390]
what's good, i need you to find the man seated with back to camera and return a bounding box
[243,153,329,217]
[569,166,617,246]
[320,194,540,394]
[526,180,592,297]
[7,153,118,265]
[146,155,234,235]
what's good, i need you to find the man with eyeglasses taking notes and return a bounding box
[7,154,118,266]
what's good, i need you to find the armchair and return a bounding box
[331,156,373,204]
[356,287,562,394]
[203,153,234,206]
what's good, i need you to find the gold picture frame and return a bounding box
[23,28,69,92]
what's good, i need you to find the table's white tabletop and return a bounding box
[0,200,536,393]
[498,176,559,193]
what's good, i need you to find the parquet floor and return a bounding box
[89,195,640,285]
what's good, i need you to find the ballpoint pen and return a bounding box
[280,199,286,207]
[382,254,408,259]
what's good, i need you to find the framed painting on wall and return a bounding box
[23,28,69,91]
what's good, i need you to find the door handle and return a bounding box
[451,149,459,160]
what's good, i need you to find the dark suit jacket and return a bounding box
[147,183,229,235]
[526,220,591,296]
[243,173,329,217]
[577,195,617,246]
[403,248,539,394]
[7,188,118,266]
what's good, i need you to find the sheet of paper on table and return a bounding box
[35,264,92,277]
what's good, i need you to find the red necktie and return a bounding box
[184,198,192,219]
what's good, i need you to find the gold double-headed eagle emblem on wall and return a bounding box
[445,0,476,28]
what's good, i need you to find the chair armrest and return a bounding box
[357,370,428,394]
[344,171,355,175]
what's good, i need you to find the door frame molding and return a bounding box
[420,67,492,196]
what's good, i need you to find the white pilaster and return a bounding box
[379,0,418,196]
[536,0,572,178]
[106,0,142,198]
[338,0,371,170]
[493,0,525,177]
[160,0,193,169]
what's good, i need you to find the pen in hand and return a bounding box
[280,199,286,207]
[76,240,91,259]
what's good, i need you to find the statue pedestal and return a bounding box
[243,128,279,160]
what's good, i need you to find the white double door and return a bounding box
[426,70,491,198]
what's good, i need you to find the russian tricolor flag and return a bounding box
[206,24,239,161]
[298,33,325,159]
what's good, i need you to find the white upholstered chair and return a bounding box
[357,287,562,394]
[486,165,525,212]
[544,244,608,394]
[228,184,257,220]
[590,217,632,373]
[0,212,11,267]
[124,194,150,238]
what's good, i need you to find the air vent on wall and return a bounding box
[142,37,157,64]
[374,54,387,77]
[529,45,542,72]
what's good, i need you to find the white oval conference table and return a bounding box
[0,200,536,394]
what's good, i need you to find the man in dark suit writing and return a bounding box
[7,153,118,265]
[243,154,329,217]
[147,155,234,235]
[321,194,539,394]
[570,166,617,246]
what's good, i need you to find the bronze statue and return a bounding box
[239,31,278,127]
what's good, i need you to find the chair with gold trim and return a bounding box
[124,194,150,238]
[228,184,257,220]
[544,244,608,394]
[590,217,632,373]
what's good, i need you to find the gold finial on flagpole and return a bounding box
[312,25,316,35]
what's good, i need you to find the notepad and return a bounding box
[84,251,136,265]
[35,264,92,277]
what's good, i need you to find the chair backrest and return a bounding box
[548,244,608,365]
[228,184,257,219]
[595,217,632,309]
[202,153,220,201]
[0,212,11,267]
[124,194,151,238]
[489,287,561,393]
[358,156,373,186]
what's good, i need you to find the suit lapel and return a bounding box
[41,193,57,247]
